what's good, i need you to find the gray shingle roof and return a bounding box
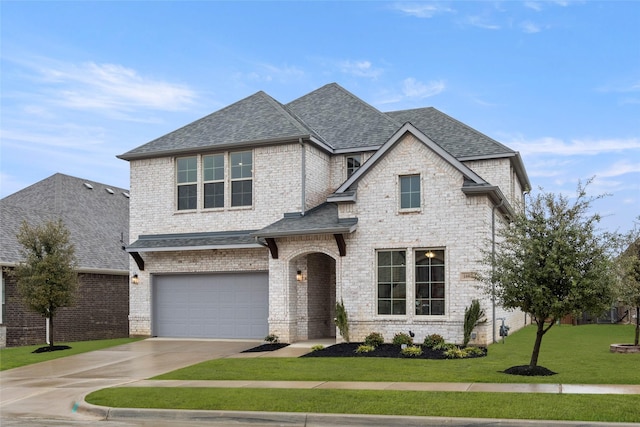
[118,83,518,163]
[286,83,400,150]
[385,107,514,158]
[0,173,130,271]
[253,203,358,238]
[118,91,318,160]
[126,230,262,252]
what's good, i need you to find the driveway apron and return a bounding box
[0,339,258,421]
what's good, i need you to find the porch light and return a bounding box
[132,274,139,285]
[296,270,305,282]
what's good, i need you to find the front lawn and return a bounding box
[0,337,142,371]
[85,325,640,423]
[155,324,640,384]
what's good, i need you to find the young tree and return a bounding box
[615,235,640,346]
[485,182,614,370]
[14,219,78,349]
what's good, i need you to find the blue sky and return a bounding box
[1,1,638,233]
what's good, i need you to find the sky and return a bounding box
[1,1,638,234]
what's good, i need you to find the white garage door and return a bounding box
[153,272,268,339]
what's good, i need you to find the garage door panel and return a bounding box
[153,272,268,339]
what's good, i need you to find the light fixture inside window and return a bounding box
[131,274,139,285]
[425,250,435,259]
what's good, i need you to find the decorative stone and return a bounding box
[610,344,640,353]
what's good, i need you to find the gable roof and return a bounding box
[0,173,130,272]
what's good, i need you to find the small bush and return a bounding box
[463,346,486,357]
[355,344,375,353]
[444,346,466,359]
[364,332,384,347]
[264,334,279,343]
[433,341,456,351]
[400,345,423,357]
[423,334,445,349]
[392,332,413,346]
[335,299,350,342]
[311,345,325,352]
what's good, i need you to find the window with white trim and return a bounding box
[377,250,406,315]
[177,156,197,210]
[230,151,253,207]
[415,249,445,315]
[203,154,224,209]
[346,154,361,178]
[400,174,420,210]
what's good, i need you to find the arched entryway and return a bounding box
[291,252,336,340]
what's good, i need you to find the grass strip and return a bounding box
[155,324,640,384]
[0,338,142,371]
[86,387,640,423]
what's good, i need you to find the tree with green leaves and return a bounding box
[14,219,78,349]
[484,181,615,371]
[615,234,640,346]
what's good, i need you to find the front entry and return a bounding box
[294,252,336,340]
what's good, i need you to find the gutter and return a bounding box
[300,138,306,215]
[491,197,505,344]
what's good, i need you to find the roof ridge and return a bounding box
[258,92,322,141]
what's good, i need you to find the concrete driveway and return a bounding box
[0,338,259,422]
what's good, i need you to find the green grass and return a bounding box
[155,324,640,384]
[0,337,142,371]
[86,388,640,423]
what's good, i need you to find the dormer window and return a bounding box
[346,154,361,178]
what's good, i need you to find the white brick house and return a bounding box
[119,83,531,345]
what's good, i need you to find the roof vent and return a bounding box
[105,188,115,194]
[122,192,130,198]
[83,183,94,190]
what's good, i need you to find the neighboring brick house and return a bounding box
[119,83,531,345]
[0,173,130,347]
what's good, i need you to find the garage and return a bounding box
[152,272,268,339]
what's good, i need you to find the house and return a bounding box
[0,173,130,347]
[118,83,531,345]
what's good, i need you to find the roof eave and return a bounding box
[461,185,514,217]
[252,223,358,239]
[125,243,264,253]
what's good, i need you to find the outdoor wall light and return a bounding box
[132,274,139,285]
[296,270,305,282]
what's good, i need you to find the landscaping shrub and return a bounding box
[463,299,486,346]
[423,333,445,349]
[400,345,423,357]
[335,299,350,342]
[355,344,375,354]
[311,345,325,352]
[264,334,279,343]
[392,332,413,346]
[444,346,466,359]
[364,332,384,347]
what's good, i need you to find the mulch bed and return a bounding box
[300,343,487,360]
[502,365,557,376]
[241,343,290,353]
[32,345,71,353]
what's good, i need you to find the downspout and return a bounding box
[491,197,505,344]
[300,138,306,216]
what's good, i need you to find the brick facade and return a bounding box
[1,271,129,347]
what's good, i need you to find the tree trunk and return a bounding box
[635,307,639,347]
[529,321,547,368]
[49,315,54,349]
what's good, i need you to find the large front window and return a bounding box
[415,249,445,315]
[177,157,197,210]
[377,250,406,315]
[230,151,253,207]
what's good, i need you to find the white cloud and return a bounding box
[524,2,543,12]
[521,21,542,33]
[34,61,196,113]
[402,78,445,98]
[467,15,501,30]
[509,136,640,156]
[392,3,454,18]
[596,161,640,178]
[339,60,383,79]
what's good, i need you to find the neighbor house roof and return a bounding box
[0,173,130,273]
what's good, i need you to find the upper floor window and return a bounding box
[230,151,253,207]
[346,154,361,178]
[415,249,445,315]
[400,174,420,210]
[203,154,224,209]
[177,156,197,210]
[377,250,406,315]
